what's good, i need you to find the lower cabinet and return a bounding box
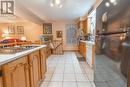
[1,49,47,87]
[40,48,47,79]
[0,67,3,87]
[29,51,41,87]
[46,46,51,58]
[79,42,86,60]
[2,56,30,87]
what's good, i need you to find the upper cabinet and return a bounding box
[77,18,88,34]
[83,19,88,34]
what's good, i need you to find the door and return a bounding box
[2,57,30,87]
[29,51,41,87]
[66,24,78,50]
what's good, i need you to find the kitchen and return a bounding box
[0,0,130,87]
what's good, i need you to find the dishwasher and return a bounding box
[86,44,93,68]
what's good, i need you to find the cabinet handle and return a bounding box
[17,63,24,67]
[24,63,29,70]
[10,66,17,71]
[29,62,33,67]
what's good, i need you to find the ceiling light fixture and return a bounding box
[110,0,117,5]
[50,0,63,8]
[110,0,116,3]
[105,2,110,7]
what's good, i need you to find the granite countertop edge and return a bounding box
[80,40,95,45]
[0,45,47,66]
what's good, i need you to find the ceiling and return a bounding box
[16,0,96,21]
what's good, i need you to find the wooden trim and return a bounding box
[0,67,3,87]
[92,45,95,66]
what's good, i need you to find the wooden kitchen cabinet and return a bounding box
[46,46,51,58]
[77,18,88,34]
[2,56,30,87]
[79,42,86,60]
[0,46,47,87]
[83,19,88,34]
[0,67,3,87]
[40,48,47,79]
[29,51,41,87]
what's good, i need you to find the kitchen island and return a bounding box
[0,45,48,87]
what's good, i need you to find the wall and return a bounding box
[0,21,43,42]
[0,21,78,51]
[52,21,78,51]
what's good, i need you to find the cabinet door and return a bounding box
[40,48,47,79]
[0,67,3,87]
[2,57,30,87]
[83,43,86,59]
[79,42,83,55]
[46,47,51,58]
[83,19,88,34]
[29,51,41,87]
[79,42,85,57]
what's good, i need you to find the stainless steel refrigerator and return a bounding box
[94,0,130,87]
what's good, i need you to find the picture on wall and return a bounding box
[17,26,24,34]
[8,25,15,34]
[56,31,62,38]
[43,23,52,34]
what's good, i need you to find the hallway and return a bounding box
[39,52,95,87]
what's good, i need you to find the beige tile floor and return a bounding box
[39,52,96,87]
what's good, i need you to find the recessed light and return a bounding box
[50,3,54,7]
[55,0,61,5]
[110,0,116,3]
[113,2,117,5]
[105,2,110,7]
[50,0,63,8]
[59,5,62,8]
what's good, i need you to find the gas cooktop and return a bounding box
[0,46,38,54]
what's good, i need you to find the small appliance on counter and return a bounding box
[39,35,53,44]
[84,33,95,42]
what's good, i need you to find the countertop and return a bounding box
[80,40,95,45]
[0,45,47,66]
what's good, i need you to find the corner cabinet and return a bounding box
[2,56,30,87]
[0,67,3,87]
[28,51,41,87]
[40,48,47,79]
